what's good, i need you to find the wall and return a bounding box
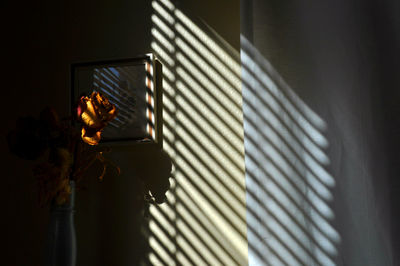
[147,0,247,265]
[2,0,150,265]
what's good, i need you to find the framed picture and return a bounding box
[71,54,162,144]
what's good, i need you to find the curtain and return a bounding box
[241,0,398,265]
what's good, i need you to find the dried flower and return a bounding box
[7,116,47,160]
[7,90,170,207]
[77,91,117,145]
[34,148,73,205]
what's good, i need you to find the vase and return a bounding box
[44,181,77,266]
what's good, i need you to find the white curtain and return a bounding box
[241,0,398,265]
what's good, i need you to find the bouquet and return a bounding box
[7,91,120,205]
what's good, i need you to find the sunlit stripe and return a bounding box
[165,191,176,206]
[242,50,328,148]
[313,229,339,255]
[176,235,206,266]
[245,212,302,266]
[176,218,221,265]
[174,9,241,77]
[170,131,245,206]
[174,133,246,211]
[149,221,176,254]
[176,187,247,265]
[246,174,336,260]
[162,119,176,144]
[285,87,327,130]
[175,23,241,90]
[175,187,247,265]
[149,236,174,265]
[247,232,288,266]
[304,154,335,187]
[242,86,334,188]
[176,252,192,266]
[259,176,333,246]
[153,203,206,266]
[163,141,176,160]
[175,80,244,161]
[241,72,329,166]
[175,164,246,240]
[247,190,335,264]
[244,89,331,183]
[245,153,328,233]
[176,39,243,103]
[245,137,334,220]
[176,52,242,119]
[162,78,176,98]
[149,252,163,265]
[315,250,335,266]
[262,214,316,265]
[162,90,176,114]
[312,226,338,257]
[176,67,244,145]
[151,15,175,39]
[251,127,333,204]
[175,174,248,259]
[161,65,176,82]
[151,42,175,66]
[174,153,246,234]
[176,104,244,183]
[152,1,175,25]
[162,120,175,143]
[175,110,245,184]
[241,35,326,130]
[149,205,176,236]
[152,28,175,53]
[246,176,317,242]
[159,0,175,11]
[246,158,340,245]
[310,207,341,243]
[244,114,334,201]
[242,66,314,144]
[176,204,238,266]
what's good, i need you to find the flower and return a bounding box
[77,91,117,145]
[34,148,73,205]
[7,93,121,206]
[7,116,47,160]
[7,91,171,207]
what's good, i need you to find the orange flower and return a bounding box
[77,91,117,145]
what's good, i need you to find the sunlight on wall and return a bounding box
[147,0,247,265]
[241,36,340,266]
[147,0,340,265]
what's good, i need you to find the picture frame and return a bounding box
[71,54,163,145]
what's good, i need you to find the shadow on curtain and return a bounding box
[241,35,340,266]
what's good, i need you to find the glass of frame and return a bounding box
[71,54,162,144]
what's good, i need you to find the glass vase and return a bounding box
[44,181,77,266]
